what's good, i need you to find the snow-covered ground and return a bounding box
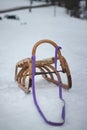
[0,0,87,130]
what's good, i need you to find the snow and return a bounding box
[0,0,87,130]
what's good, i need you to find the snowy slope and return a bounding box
[0,1,87,130]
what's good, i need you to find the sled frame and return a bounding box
[15,39,72,93]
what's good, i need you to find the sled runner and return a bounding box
[15,39,72,126]
[15,39,72,93]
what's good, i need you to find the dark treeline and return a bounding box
[32,0,87,19]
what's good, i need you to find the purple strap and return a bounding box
[32,46,65,126]
[55,46,62,99]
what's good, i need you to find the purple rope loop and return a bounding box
[31,45,65,126]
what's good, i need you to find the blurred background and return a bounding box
[0,0,87,19]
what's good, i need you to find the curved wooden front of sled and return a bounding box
[32,39,72,89]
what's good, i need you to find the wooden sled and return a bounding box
[15,39,72,93]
